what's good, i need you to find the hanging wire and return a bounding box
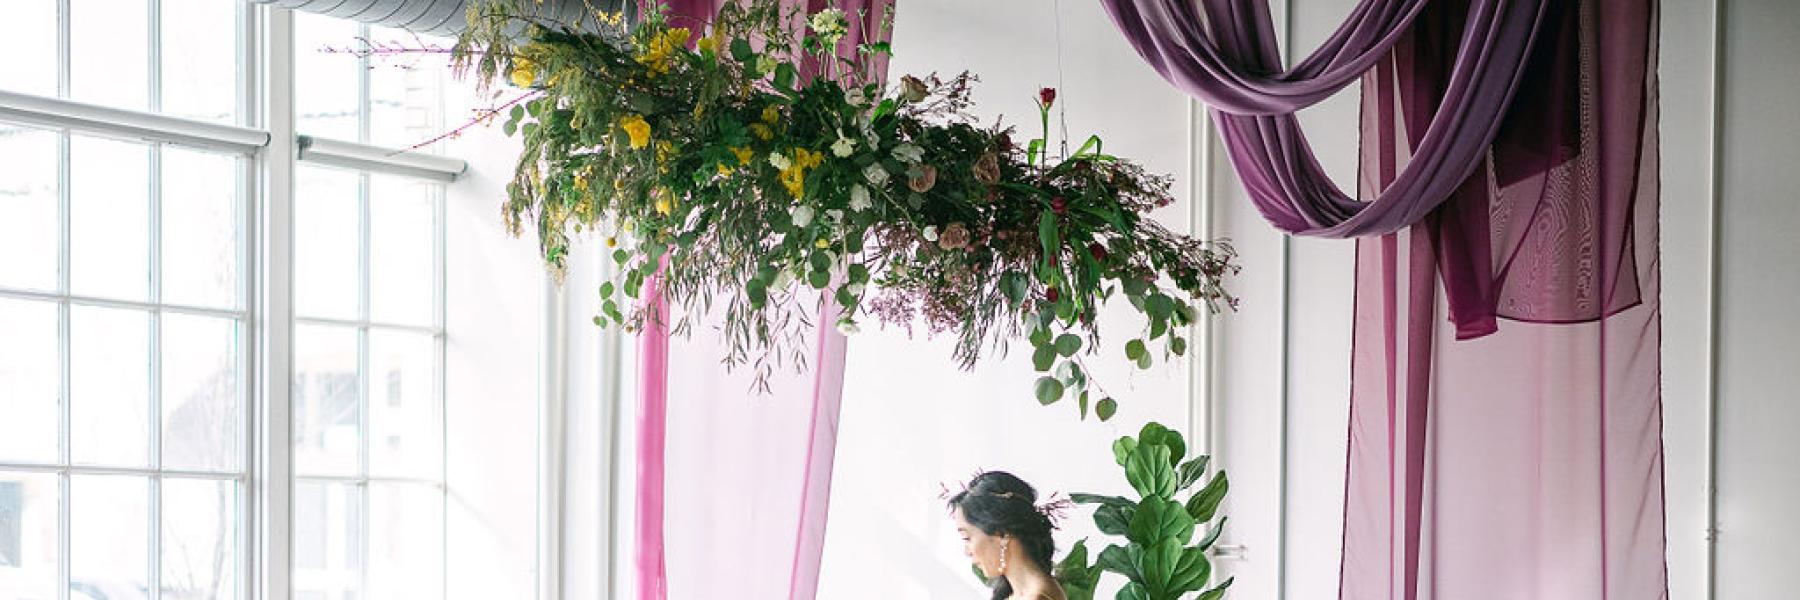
[1053,0,1070,160]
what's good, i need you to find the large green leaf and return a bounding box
[1038,209,1061,262]
[1126,495,1194,548]
[1094,504,1133,536]
[1137,538,1183,597]
[1069,493,1134,509]
[1196,516,1228,551]
[1138,423,1186,469]
[1185,471,1230,523]
[1196,577,1235,600]
[1125,445,1175,499]
[1096,545,1139,581]
[1117,583,1151,600]
[1112,437,1138,467]
[1166,545,1212,595]
[1176,456,1211,491]
[1054,540,1101,600]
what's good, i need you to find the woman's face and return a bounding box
[954,506,1006,578]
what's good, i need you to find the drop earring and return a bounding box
[998,538,1009,574]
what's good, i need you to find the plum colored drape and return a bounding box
[635,2,892,599]
[1101,0,1663,598]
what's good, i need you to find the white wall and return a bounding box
[1712,0,1800,597]
[442,94,544,600]
[1210,1,1800,599]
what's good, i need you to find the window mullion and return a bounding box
[254,6,297,600]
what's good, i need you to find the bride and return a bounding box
[947,472,1069,600]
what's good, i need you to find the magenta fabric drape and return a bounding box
[635,2,892,599]
[1101,0,1663,598]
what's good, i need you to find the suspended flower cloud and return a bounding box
[451,0,1238,419]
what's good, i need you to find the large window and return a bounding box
[288,13,450,600]
[0,0,250,597]
[0,3,470,600]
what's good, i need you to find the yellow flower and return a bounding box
[656,140,674,164]
[652,188,678,216]
[717,163,733,175]
[794,147,824,170]
[729,146,755,165]
[814,238,831,249]
[749,123,773,141]
[696,36,717,57]
[636,27,690,76]
[761,105,780,125]
[574,174,590,192]
[779,166,806,199]
[619,115,651,150]
[606,236,618,247]
[509,55,537,88]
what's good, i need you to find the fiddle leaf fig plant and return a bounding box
[1067,422,1232,600]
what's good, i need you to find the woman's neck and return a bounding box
[1003,559,1054,599]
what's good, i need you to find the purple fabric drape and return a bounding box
[635,2,892,599]
[1101,0,1663,598]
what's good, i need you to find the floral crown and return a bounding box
[941,474,1076,528]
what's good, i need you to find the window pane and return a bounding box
[70,136,151,302]
[367,27,449,151]
[295,13,362,141]
[0,298,60,464]
[368,329,438,478]
[294,481,362,600]
[0,0,56,96]
[161,478,239,600]
[0,125,59,292]
[70,306,151,468]
[70,475,150,600]
[162,313,241,472]
[162,147,242,309]
[369,176,435,326]
[160,0,240,125]
[295,166,361,320]
[70,0,150,111]
[368,482,442,600]
[0,472,59,600]
[295,324,360,476]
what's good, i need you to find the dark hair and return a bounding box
[947,471,1056,600]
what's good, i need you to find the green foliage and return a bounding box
[1067,422,1234,600]
[454,0,1238,409]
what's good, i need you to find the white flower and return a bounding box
[769,152,793,170]
[846,87,868,107]
[825,209,845,224]
[893,143,925,163]
[846,283,866,296]
[773,269,796,291]
[849,184,872,211]
[831,136,856,158]
[922,225,939,242]
[892,263,909,277]
[862,163,890,186]
[835,317,860,336]
[755,55,778,76]
[809,9,849,44]
[791,205,815,228]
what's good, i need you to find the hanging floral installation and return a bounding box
[451,0,1237,419]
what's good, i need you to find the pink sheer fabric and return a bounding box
[635,2,892,599]
[1341,1,1664,598]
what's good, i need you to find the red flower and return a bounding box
[1039,87,1057,108]
[1045,287,1060,303]
[1089,242,1109,262]
[1051,196,1068,215]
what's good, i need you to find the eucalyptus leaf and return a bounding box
[1034,376,1065,405]
[1096,397,1117,421]
[1055,333,1082,357]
